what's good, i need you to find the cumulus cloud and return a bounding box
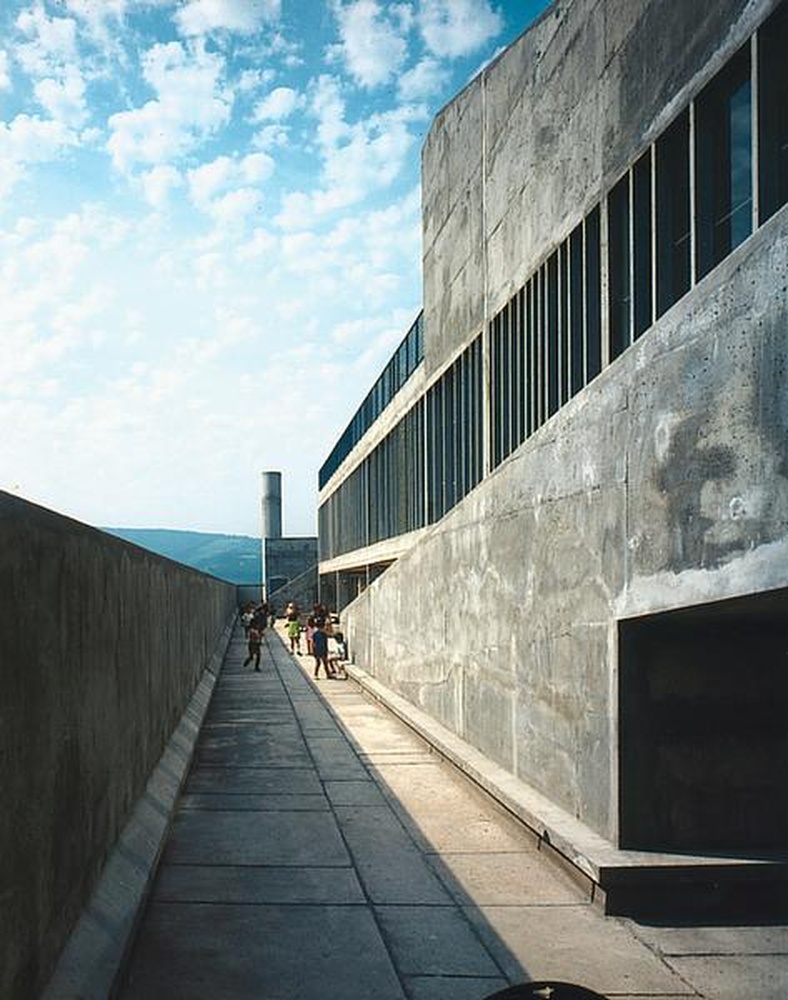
[0,113,80,193]
[107,41,232,172]
[252,123,290,150]
[175,0,282,37]
[271,74,424,227]
[330,0,408,88]
[186,151,273,233]
[311,74,349,149]
[318,106,421,208]
[140,164,182,209]
[418,0,504,58]
[63,0,129,44]
[208,188,264,231]
[12,4,93,130]
[397,56,448,101]
[14,5,80,77]
[34,69,88,127]
[253,85,301,121]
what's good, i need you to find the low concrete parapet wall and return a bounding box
[0,493,237,1000]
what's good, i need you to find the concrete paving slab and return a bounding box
[404,974,510,1000]
[374,905,504,977]
[194,724,310,767]
[121,903,406,1000]
[288,706,340,733]
[429,850,590,906]
[661,954,788,1000]
[464,904,693,996]
[362,750,437,766]
[163,809,351,867]
[334,804,455,904]
[626,920,788,955]
[185,764,322,795]
[153,864,365,905]
[205,693,293,711]
[376,761,542,854]
[179,792,330,811]
[304,733,372,780]
[324,778,387,807]
[323,699,430,754]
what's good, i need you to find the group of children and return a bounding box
[285,602,347,680]
[241,599,348,679]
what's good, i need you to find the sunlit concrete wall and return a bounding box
[0,493,237,1000]
[342,0,788,847]
[345,214,788,842]
[422,0,765,373]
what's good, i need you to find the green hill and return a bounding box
[103,527,261,584]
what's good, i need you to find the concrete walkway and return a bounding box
[118,625,788,1000]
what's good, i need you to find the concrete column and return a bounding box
[261,471,282,540]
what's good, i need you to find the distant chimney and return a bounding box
[261,471,282,540]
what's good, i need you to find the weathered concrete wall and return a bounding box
[268,564,319,616]
[264,536,317,596]
[346,207,788,844]
[422,80,485,374]
[423,0,775,368]
[0,493,237,1000]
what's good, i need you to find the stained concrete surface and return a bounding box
[118,626,788,999]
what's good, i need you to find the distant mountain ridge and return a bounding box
[103,527,261,584]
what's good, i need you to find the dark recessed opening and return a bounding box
[619,588,788,852]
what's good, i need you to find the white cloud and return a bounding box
[310,74,349,149]
[238,68,276,93]
[15,5,80,77]
[0,113,80,188]
[418,0,503,59]
[187,153,273,207]
[188,155,235,206]
[175,0,282,37]
[140,164,182,209]
[252,123,290,151]
[107,41,232,172]
[187,152,273,215]
[34,70,88,127]
[253,86,300,122]
[12,5,91,128]
[0,50,10,90]
[209,188,264,230]
[331,0,408,88]
[273,190,315,231]
[63,0,129,45]
[237,226,277,261]
[271,76,424,227]
[240,151,274,183]
[397,56,448,101]
[316,105,423,210]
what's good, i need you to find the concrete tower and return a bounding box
[261,470,282,540]
[260,470,318,607]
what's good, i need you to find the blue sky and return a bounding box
[0,0,551,537]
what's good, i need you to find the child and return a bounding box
[286,614,301,654]
[305,615,316,656]
[244,624,262,671]
[312,622,333,679]
[328,631,348,679]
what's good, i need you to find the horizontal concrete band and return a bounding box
[42,619,235,1000]
[344,663,788,918]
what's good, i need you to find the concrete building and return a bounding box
[318,0,788,884]
[261,470,318,610]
